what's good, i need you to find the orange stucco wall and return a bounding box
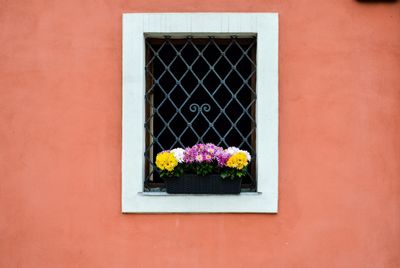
[1,0,399,267]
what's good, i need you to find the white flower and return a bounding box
[171,148,185,163]
[226,146,240,155]
[226,147,251,162]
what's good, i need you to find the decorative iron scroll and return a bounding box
[189,103,211,114]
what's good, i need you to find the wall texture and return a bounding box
[1,0,399,267]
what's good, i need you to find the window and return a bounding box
[144,36,257,192]
[122,13,278,213]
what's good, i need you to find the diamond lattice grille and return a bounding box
[145,36,257,191]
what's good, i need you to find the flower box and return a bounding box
[155,143,251,195]
[165,174,242,194]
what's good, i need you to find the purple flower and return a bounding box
[183,143,232,165]
[183,147,197,163]
[218,152,231,166]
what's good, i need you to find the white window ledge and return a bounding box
[138,192,263,196]
[122,13,279,213]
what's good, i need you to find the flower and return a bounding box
[226,152,249,170]
[155,151,178,172]
[183,147,197,163]
[226,146,240,155]
[241,150,251,162]
[184,143,220,163]
[215,149,230,167]
[156,143,251,178]
[195,154,203,163]
[205,154,212,162]
[226,146,251,162]
[171,148,185,163]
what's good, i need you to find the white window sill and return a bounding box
[137,192,263,196]
[122,189,277,213]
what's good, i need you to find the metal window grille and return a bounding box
[144,36,257,191]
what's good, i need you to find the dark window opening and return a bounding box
[144,36,257,192]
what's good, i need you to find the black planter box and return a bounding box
[165,174,241,194]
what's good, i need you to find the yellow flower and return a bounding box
[226,152,248,170]
[156,151,178,172]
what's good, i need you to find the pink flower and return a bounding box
[204,154,212,162]
[195,154,203,163]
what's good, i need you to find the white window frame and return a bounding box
[122,13,278,213]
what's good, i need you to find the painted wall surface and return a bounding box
[1,0,399,267]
